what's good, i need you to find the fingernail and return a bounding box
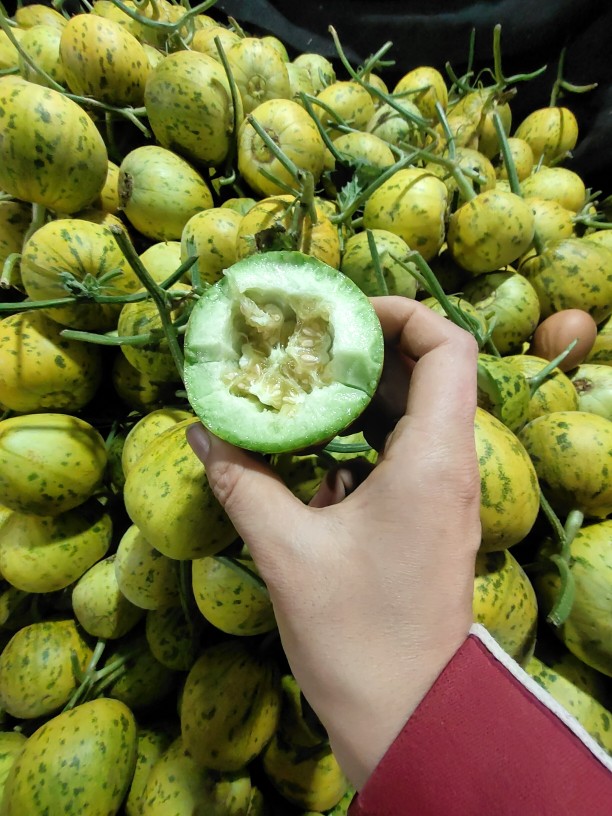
[186,423,210,459]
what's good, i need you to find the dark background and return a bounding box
[5,0,612,191]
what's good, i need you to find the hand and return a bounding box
[186,296,481,789]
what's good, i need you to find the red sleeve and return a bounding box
[348,624,612,816]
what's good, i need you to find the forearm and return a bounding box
[349,624,612,816]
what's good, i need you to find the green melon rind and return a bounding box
[183,251,384,453]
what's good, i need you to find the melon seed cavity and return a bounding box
[223,289,333,412]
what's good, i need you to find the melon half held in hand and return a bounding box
[183,251,384,453]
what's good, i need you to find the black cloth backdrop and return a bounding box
[215,0,612,191]
[6,0,612,190]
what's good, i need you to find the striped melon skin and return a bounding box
[0,699,137,816]
[0,619,92,719]
[473,549,538,665]
[534,520,612,678]
[526,656,612,754]
[0,412,107,517]
[60,14,150,106]
[123,418,237,560]
[518,411,612,519]
[520,238,612,324]
[180,639,281,772]
[144,50,243,167]
[0,76,107,213]
[475,407,540,552]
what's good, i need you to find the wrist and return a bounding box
[322,635,469,789]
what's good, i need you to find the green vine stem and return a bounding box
[390,250,489,347]
[549,47,598,107]
[0,252,20,288]
[365,229,389,296]
[23,203,47,244]
[214,35,242,185]
[109,225,186,380]
[491,24,548,88]
[492,110,545,256]
[537,495,583,627]
[63,639,107,711]
[328,26,431,134]
[527,339,578,396]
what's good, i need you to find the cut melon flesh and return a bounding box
[184,251,384,453]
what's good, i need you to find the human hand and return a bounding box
[186,296,481,789]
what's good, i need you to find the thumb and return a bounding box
[186,423,307,558]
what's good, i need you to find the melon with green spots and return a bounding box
[570,364,612,421]
[473,549,538,664]
[0,698,137,816]
[0,618,92,719]
[121,407,193,476]
[503,354,579,421]
[0,412,107,516]
[520,167,586,213]
[103,633,177,712]
[475,406,540,551]
[534,520,612,677]
[0,76,108,213]
[261,733,349,812]
[72,554,145,640]
[123,418,237,559]
[119,146,213,241]
[477,354,531,433]
[447,189,535,275]
[525,656,612,754]
[362,168,448,262]
[180,639,281,771]
[520,237,612,324]
[192,554,276,636]
[114,524,180,610]
[125,725,175,816]
[518,411,612,519]
[340,229,418,298]
[513,106,578,165]
[117,283,192,382]
[145,605,200,672]
[17,23,65,88]
[0,498,111,593]
[140,737,252,816]
[111,352,181,413]
[585,316,612,366]
[0,310,103,413]
[20,218,140,331]
[278,674,328,749]
[180,207,243,286]
[0,199,30,290]
[145,50,243,167]
[59,13,150,105]
[462,269,541,354]
[0,732,26,804]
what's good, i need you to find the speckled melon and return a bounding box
[0,618,92,719]
[60,13,150,105]
[473,549,538,664]
[0,76,108,213]
[114,524,180,610]
[180,639,281,771]
[0,413,107,516]
[475,407,540,551]
[0,698,137,816]
[123,418,237,559]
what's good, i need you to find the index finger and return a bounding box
[371,296,478,429]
